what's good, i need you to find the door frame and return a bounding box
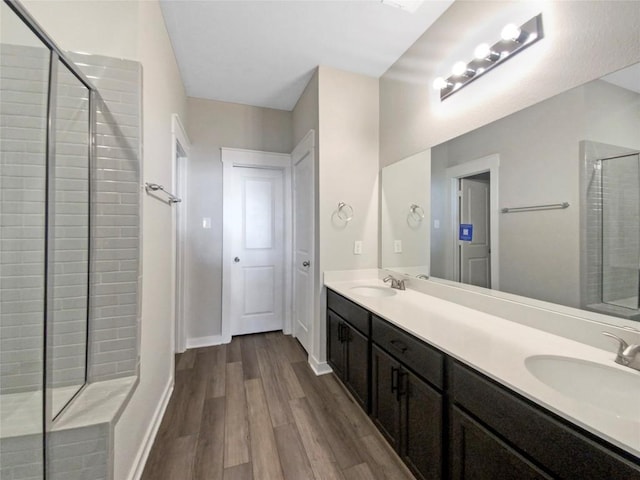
[291,130,315,355]
[171,114,190,354]
[445,154,500,290]
[221,148,292,344]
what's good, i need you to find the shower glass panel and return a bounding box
[601,153,640,310]
[48,60,90,419]
[0,2,50,478]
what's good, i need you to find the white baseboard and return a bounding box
[128,378,174,480]
[309,355,332,376]
[186,334,225,349]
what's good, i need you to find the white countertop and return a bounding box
[324,274,640,459]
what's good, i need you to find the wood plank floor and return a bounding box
[142,331,416,480]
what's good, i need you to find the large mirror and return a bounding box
[381,61,640,323]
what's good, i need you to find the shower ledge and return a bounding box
[52,376,138,432]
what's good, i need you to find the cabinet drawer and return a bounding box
[327,289,370,336]
[372,315,443,390]
[450,361,640,479]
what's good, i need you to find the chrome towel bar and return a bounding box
[144,182,181,204]
[501,202,569,213]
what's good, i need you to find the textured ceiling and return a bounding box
[160,0,454,110]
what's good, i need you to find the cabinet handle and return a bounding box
[338,323,344,342]
[390,339,408,354]
[391,367,399,395]
[397,371,407,401]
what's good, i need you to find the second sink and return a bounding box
[525,355,640,420]
[349,286,397,298]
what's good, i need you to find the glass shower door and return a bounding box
[0,2,51,478]
[601,153,640,310]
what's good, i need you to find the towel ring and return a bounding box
[409,203,425,220]
[336,202,354,222]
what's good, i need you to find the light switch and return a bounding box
[434,219,440,229]
[202,217,211,229]
[394,240,402,253]
[354,240,363,255]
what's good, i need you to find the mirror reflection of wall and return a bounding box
[380,62,640,322]
[380,150,430,276]
[432,63,640,317]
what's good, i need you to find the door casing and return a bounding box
[445,154,500,290]
[172,114,190,355]
[221,148,292,344]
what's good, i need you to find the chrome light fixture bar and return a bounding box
[434,14,544,100]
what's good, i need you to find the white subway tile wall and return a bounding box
[69,52,142,384]
[0,44,49,395]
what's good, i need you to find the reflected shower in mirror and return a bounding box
[48,60,90,418]
[380,62,640,323]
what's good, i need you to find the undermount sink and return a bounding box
[525,355,640,420]
[349,286,397,298]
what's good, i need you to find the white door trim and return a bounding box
[445,154,500,290]
[171,114,190,355]
[221,148,292,344]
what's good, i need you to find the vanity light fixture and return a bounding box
[433,13,543,100]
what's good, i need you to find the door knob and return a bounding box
[302,261,310,267]
[234,257,240,263]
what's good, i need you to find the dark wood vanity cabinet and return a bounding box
[371,316,444,480]
[326,290,370,411]
[325,289,640,480]
[449,360,640,480]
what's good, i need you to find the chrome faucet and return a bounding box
[602,332,640,372]
[383,275,406,290]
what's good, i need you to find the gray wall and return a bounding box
[379,1,640,168]
[185,97,293,343]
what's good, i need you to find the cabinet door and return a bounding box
[450,407,552,480]
[371,345,402,451]
[401,371,443,480]
[345,324,369,411]
[327,311,345,378]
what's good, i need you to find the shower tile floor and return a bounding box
[142,331,415,480]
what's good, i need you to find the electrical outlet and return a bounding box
[394,240,402,253]
[354,240,363,255]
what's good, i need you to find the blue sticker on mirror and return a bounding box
[459,224,473,241]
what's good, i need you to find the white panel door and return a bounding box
[230,166,285,335]
[292,143,314,354]
[459,177,491,288]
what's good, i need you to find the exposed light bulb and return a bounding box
[474,43,491,60]
[432,77,448,90]
[452,61,468,76]
[476,67,485,75]
[501,23,521,41]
